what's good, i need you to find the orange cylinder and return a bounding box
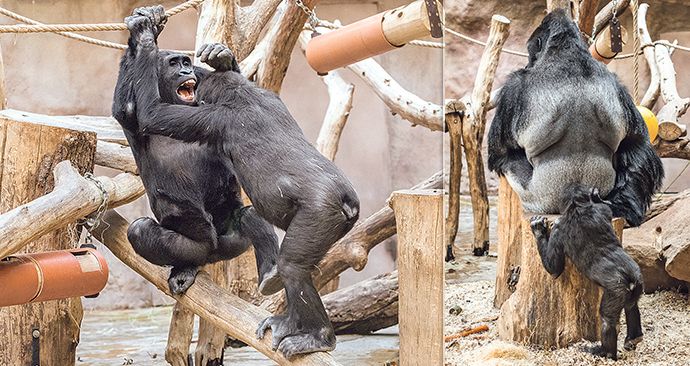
[306,13,398,74]
[0,248,108,307]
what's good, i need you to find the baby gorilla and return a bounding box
[530,186,643,360]
[126,10,360,358]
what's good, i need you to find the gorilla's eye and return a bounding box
[182,60,191,67]
[169,60,178,66]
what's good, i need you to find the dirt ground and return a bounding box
[444,277,690,366]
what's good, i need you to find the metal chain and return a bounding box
[294,0,320,29]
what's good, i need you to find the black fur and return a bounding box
[125,10,360,358]
[488,9,663,226]
[530,185,643,360]
[112,6,281,296]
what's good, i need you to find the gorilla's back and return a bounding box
[512,74,628,213]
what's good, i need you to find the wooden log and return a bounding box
[323,271,398,334]
[654,137,690,160]
[592,0,630,38]
[577,0,601,38]
[260,170,443,313]
[381,0,439,46]
[0,109,126,144]
[390,189,443,366]
[89,211,340,366]
[547,0,573,14]
[0,159,144,259]
[496,183,625,348]
[165,303,195,366]
[315,70,354,162]
[444,100,465,261]
[493,177,525,308]
[0,118,96,365]
[655,42,689,141]
[463,15,510,256]
[95,140,137,174]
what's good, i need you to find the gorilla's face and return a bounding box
[158,52,197,105]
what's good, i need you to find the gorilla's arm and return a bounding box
[605,83,664,226]
[111,31,142,132]
[531,217,566,278]
[488,71,534,187]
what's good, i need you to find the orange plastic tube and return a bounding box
[306,13,398,74]
[0,248,108,307]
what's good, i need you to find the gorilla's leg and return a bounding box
[530,215,565,278]
[256,206,356,358]
[237,206,282,295]
[128,217,215,267]
[598,288,625,360]
[624,282,644,350]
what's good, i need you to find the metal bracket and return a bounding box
[31,328,40,366]
[424,0,443,38]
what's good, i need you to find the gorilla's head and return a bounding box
[158,51,197,105]
[526,8,586,68]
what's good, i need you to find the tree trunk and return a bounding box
[390,189,443,366]
[493,177,524,308]
[0,117,96,365]
[495,183,625,348]
[195,262,228,366]
[165,303,194,366]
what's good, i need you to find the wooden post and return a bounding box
[462,14,510,256]
[444,100,465,261]
[0,117,96,365]
[495,183,625,348]
[195,263,228,365]
[390,189,443,366]
[493,177,524,308]
[165,303,195,366]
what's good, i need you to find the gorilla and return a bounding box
[123,8,360,358]
[112,6,281,296]
[488,9,664,227]
[530,185,643,360]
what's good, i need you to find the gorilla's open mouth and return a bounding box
[177,79,196,102]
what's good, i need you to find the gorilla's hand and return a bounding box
[125,14,155,45]
[132,5,167,39]
[197,43,241,73]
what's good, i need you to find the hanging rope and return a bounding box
[631,0,641,103]
[0,0,204,54]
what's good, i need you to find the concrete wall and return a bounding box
[0,1,442,309]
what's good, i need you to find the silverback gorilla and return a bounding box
[125,8,360,358]
[113,7,282,296]
[530,186,643,360]
[488,9,663,227]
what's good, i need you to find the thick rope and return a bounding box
[0,0,203,54]
[631,0,641,103]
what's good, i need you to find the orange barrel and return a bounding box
[0,248,108,307]
[306,13,398,74]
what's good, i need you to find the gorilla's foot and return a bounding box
[624,335,643,351]
[588,344,618,360]
[258,264,284,296]
[168,266,199,295]
[256,315,335,358]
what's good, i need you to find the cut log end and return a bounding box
[658,121,688,141]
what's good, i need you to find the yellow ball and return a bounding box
[637,106,658,143]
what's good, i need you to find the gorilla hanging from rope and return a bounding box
[112,6,283,296]
[488,9,661,360]
[123,6,360,358]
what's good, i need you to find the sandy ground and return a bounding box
[444,278,690,366]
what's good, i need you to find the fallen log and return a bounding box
[0,160,144,259]
[324,271,398,334]
[95,140,137,174]
[90,210,340,366]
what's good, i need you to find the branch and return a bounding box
[0,161,144,259]
[315,70,354,161]
[257,0,319,92]
[654,137,690,160]
[444,100,465,260]
[655,41,689,141]
[593,0,631,38]
[89,211,340,366]
[237,0,283,60]
[95,141,137,174]
[578,0,601,38]
[638,3,660,109]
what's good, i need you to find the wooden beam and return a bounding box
[593,0,630,38]
[390,189,443,366]
[90,211,341,366]
[95,140,137,174]
[165,303,195,366]
[655,41,689,141]
[444,100,465,261]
